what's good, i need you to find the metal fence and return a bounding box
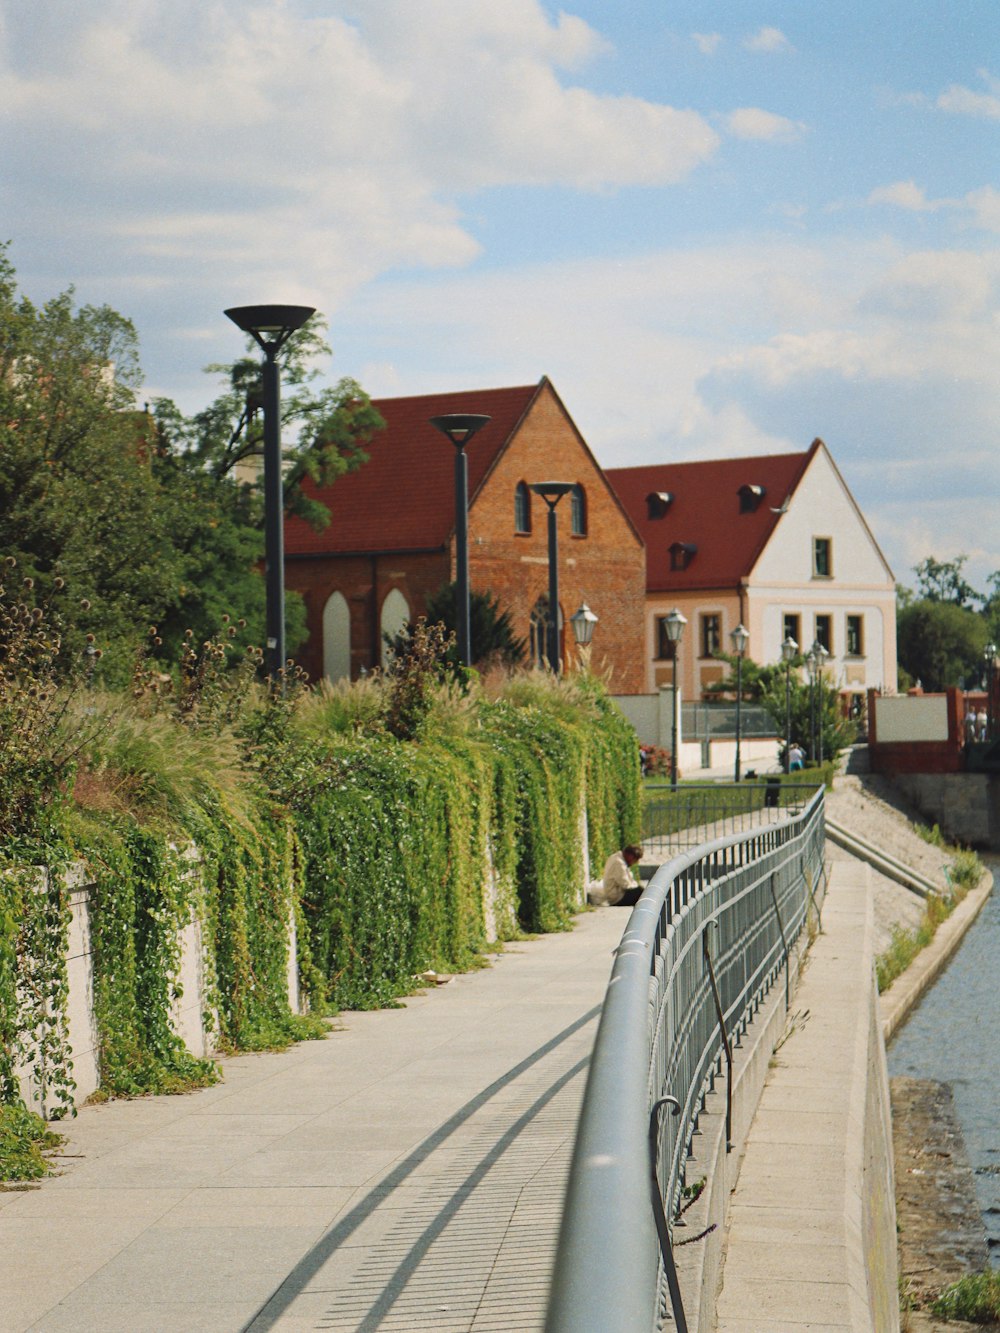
[546,787,826,1333]
[642,780,822,854]
[681,701,776,740]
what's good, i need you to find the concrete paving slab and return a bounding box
[4,904,625,1332]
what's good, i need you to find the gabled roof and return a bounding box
[606,443,818,592]
[284,382,541,556]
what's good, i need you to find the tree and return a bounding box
[896,599,988,691]
[385,584,526,673]
[912,555,981,610]
[154,317,384,533]
[706,654,854,765]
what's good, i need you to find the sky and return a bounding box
[2,0,998,593]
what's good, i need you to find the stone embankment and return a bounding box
[826,772,996,1331]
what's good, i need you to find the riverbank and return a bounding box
[826,772,996,1328]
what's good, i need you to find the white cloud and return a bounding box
[692,32,722,56]
[936,82,1000,119]
[964,186,1000,233]
[726,108,806,142]
[743,27,793,54]
[867,181,944,212]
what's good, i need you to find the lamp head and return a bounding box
[224,304,316,356]
[781,635,798,664]
[730,623,750,657]
[570,602,599,646]
[529,481,574,507]
[664,607,687,644]
[428,414,492,448]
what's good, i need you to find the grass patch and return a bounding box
[0,1104,63,1181]
[875,845,984,994]
[930,1270,1000,1322]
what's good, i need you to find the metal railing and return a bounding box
[643,780,822,853]
[546,787,826,1333]
[681,701,776,740]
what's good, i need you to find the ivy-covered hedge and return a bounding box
[0,663,639,1174]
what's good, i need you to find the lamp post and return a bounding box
[806,645,819,763]
[664,608,687,789]
[529,482,574,673]
[730,623,750,783]
[781,635,798,772]
[224,303,315,682]
[806,640,829,763]
[570,601,599,671]
[428,413,491,668]
[985,642,997,742]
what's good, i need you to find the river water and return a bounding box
[888,855,1000,1258]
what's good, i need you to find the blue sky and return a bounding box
[2,1,998,594]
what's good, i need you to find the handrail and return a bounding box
[546,787,826,1333]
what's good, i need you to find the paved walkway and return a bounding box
[1,908,627,1333]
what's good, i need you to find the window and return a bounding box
[813,537,832,577]
[647,491,673,519]
[514,482,531,534]
[738,484,765,513]
[783,613,801,647]
[814,614,832,653]
[669,541,697,571]
[700,614,721,659]
[846,614,864,656]
[570,484,587,536]
[529,596,549,667]
[656,617,678,661]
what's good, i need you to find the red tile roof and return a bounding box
[606,443,819,593]
[284,383,541,555]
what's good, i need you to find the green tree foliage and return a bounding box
[707,654,854,764]
[154,316,384,532]
[912,554,980,609]
[896,599,988,691]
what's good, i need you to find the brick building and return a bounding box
[284,378,646,692]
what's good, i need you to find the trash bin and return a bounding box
[764,776,781,809]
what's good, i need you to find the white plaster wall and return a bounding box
[876,695,950,742]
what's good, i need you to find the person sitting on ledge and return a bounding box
[587,844,644,908]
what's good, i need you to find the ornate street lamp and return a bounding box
[224,303,315,682]
[529,482,574,673]
[807,640,830,763]
[781,636,798,772]
[664,608,687,789]
[730,623,750,782]
[429,413,492,667]
[570,601,599,670]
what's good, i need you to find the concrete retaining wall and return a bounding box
[18,865,301,1115]
[890,771,1000,850]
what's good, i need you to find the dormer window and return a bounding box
[738,484,766,513]
[669,541,697,572]
[647,491,674,519]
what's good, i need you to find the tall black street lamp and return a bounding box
[807,640,829,763]
[664,608,687,789]
[224,303,315,682]
[429,413,491,668]
[529,482,574,673]
[781,635,798,772]
[730,622,750,783]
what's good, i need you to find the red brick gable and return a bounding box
[607,443,818,593]
[284,383,540,556]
